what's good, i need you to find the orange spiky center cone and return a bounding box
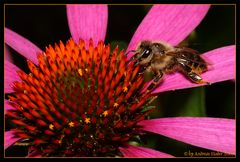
[6,38,155,157]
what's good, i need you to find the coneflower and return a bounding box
[6,38,158,157]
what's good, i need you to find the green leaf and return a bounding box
[177,87,206,117]
[159,87,206,117]
[110,41,128,52]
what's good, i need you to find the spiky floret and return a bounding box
[6,38,156,157]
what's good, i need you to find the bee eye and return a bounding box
[141,49,151,58]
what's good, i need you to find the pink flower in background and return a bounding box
[5,4,235,157]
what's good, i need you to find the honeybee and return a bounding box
[128,40,209,92]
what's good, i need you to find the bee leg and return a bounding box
[180,63,210,85]
[188,72,210,85]
[138,66,147,76]
[145,71,163,93]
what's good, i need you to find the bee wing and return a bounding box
[175,46,199,54]
[167,47,208,72]
[168,48,206,63]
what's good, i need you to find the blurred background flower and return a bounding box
[4,4,235,157]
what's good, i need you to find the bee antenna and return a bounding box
[126,50,136,56]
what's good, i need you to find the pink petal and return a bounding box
[152,45,235,93]
[119,144,174,158]
[4,60,22,93]
[5,131,21,149]
[138,117,236,155]
[5,45,13,63]
[67,5,108,46]
[4,100,16,115]
[5,28,42,65]
[127,5,210,59]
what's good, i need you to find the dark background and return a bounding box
[5,5,235,157]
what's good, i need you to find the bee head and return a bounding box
[134,41,154,65]
[130,40,173,65]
